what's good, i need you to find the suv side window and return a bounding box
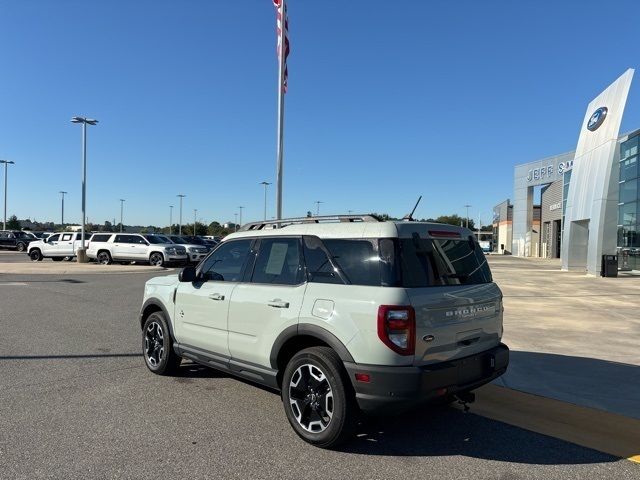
[61,233,72,241]
[90,234,111,242]
[251,238,303,285]
[48,234,60,242]
[199,239,253,282]
[302,237,342,284]
[114,235,130,243]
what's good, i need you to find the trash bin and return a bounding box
[601,254,618,277]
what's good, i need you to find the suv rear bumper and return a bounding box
[343,343,509,414]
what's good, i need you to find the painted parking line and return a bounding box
[462,384,640,464]
[0,282,29,286]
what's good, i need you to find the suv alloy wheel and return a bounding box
[142,312,181,375]
[29,249,43,261]
[97,251,112,265]
[281,347,357,448]
[149,252,164,267]
[16,242,26,252]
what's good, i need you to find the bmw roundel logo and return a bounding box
[587,107,608,131]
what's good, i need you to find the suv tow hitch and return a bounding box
[454,391,476,412]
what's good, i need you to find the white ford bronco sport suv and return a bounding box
[87,233,188,267]
[139,215,508,448]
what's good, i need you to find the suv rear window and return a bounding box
[90,234,111,242]
[400,236,492,287]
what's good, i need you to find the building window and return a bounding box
[618,134,640,270]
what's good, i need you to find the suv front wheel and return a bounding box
[142,312,181,375]
[149,252,165,267]
[281,347,357,449]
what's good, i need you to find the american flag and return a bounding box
[273,0,290,93]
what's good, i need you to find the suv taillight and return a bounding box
[377,305,416,356]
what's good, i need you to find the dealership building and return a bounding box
[493,69,639,275]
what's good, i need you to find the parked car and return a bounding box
[0,230,38,252]
[139,215,509,448]
[165,235,210,264]
[27,232,89,261]
[86,233,187,267]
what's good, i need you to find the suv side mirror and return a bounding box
[179,266,197,282]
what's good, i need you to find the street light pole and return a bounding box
[59,191,67,228]
[193,208,197,236]
[260,181,271,221]
[464,204,472,229]
[238,206,244,228]
[169,205,173,234]
[177,194,185,235]
[1,160,15,230]
[234,213,238,232]
[119,199,125,232]
[71,117,98,263]
[315,200,323,216]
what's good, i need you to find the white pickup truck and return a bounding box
[27,232,89,261]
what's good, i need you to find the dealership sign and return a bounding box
[587,107,608,131]
[526,160,574,182]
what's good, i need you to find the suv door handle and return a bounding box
[209,293,225,301]
[268,300,290,309]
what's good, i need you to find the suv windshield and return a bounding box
[14,232,29,238]
[145,235,168,244]
[168,236,189,244]
[400,236,492,287]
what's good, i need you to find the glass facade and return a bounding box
[618,133,640,270]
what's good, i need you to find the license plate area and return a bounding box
[457,354,489,385]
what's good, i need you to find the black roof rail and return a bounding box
[239,214,380,231]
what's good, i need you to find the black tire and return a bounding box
[51,257,64,262]
[97,251,112,265]
[29,249,43,262]
[142,311,181,375]
[16,242,26,252]
[149,252,164,267]
[281,346,357,449]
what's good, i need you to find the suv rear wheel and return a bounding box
[149,252,164,267]
[16,242,26,252]
[97,251,112,265]
[142,311,181,375]
[29,249,43,261]
[281,347,357,449]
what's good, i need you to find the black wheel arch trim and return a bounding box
[269,323,355,369]
[140,298,176,340]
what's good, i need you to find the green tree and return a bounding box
[430,214,475,230]
[6,215,21,230]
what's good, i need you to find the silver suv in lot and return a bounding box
[87,233,187,267]
[139,216,508,448]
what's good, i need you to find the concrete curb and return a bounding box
[0,263,175,275]
[463,384,640,464]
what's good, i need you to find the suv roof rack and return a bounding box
[239,214,381,231]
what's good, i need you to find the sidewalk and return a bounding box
[488,255,640,419]
[0,261,172,275]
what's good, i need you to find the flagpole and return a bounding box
[275,0,286,220]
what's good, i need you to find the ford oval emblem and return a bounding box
[422,335,435,343]
[587,107,607,131]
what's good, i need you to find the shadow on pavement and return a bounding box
[0,352,141,360]
[497,351,640,420]
[341,406,618,465]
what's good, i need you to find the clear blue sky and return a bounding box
[1,0,640,227]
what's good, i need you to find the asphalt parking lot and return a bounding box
[0,259,638,479]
